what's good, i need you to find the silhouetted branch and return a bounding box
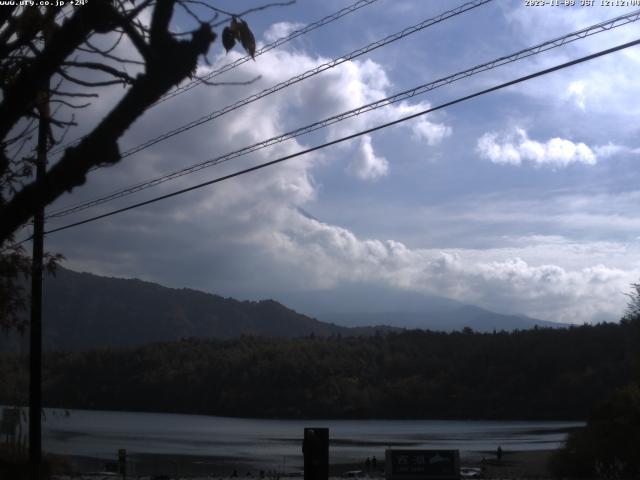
[57,69,126,88]
[61,61,136,84]
[0,0,285,245]
[50,91,99,98]
[211,0,296,27]
[196,73,262,86]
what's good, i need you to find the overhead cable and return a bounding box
[42,37,640,236]
[91,0,492,161]
[157,0,381,106]
[48,0,380,157]
[46,8,640,219]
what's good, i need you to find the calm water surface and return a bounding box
[39,408,582,466]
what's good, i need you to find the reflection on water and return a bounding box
[41,408,582,465]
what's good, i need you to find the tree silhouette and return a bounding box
[0,1,289,328]
[0,0,276,242]
[549,284,640,478]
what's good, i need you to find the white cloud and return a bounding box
[261,208,638,323]
[390,102,452,146]
[502,4,640,120]
[594,143,640,158]
[477,128,596,167]
[50,23,449,252]
[567,80,586,110]
[348,135,389,180]
[46,19,639,328]
[412,118,452,145]
[477,133,522,165]
[263,22,306,43]
[111,32,451,184]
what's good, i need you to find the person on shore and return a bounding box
[496,446,503,463]
[365,457,371,470]
[372,456,378,470]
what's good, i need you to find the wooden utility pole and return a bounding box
[30,82,49,480]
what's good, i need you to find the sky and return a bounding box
[37,0,640,324]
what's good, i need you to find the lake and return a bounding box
[38,408,582,468]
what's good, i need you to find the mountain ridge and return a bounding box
[2,266,565,351]
[278,284,563,331]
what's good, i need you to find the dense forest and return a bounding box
[1,320,637,420]
[550,383,640,478]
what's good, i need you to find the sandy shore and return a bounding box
[45,449,556,479]
[476,450,555,478]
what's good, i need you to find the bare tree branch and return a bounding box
[0,1,115,140]
[197,73,262,86]
[57,69,127,88]
[0,11,216,240]
[0,0,278,249]
[78,39,145,65]
[49,99,91,109]
[85,31,125,56]
[211,0,296,27]
[62,61,137,83]
[50,90,100,98]
[49,117,78,127]
[114,12,152,61]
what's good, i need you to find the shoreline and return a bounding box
[47,448,557,479]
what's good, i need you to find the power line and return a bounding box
[46,8,640,220]
[42,37,640,237]
[157,0,380,106]
[48,0,380,157]
[46,0,491,218]
[80,0,492,163]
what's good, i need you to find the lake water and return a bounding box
[38,408,582,467]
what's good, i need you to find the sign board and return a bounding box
[385,449,460,480]
[303,427,329,480]
[118,448,127,479]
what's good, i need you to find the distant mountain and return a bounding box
[279,284,564,332]
[4,267,361,351]
[1,267,564,352]
[319,306,561,332]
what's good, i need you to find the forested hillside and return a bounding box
[5,267,354,351]
[2,267,562,352]
[1,321,635,420]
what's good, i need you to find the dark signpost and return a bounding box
[385,449,460,480]
[118,448,127,480]
[303,427,329,480]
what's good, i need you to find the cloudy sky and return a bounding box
[38,0,640,324]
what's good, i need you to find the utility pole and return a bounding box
[30,80,49,480]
